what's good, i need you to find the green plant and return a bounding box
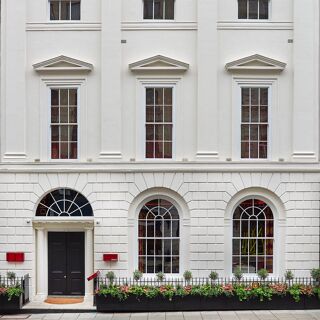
[289,284,302,302]
[311,268,320,282]
[133,270,143,281]
[209,271,219,281]
[5,286,23,301]
[156,272,165,282]
[284,270,294,281]
[257,269,269,280]
[106,271,116,284]
[6,272,16,280]
[183,270,192,282]
[233,267,243,281]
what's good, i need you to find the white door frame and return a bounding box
[33,218,94,299]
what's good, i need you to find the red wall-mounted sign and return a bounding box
[6,252,25,262]
[103,253,118,262]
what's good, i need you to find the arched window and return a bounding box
[232,198,274,273]
[138,199,179,274]
[36,188,93,217]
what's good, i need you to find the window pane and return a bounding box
[249,0,258,19]
[250,142,259,158]
[163,125,172,141]
[172,257,179,273]
[51,107,59,123]
[155,125,163,140]
[164,257,171,273]
[260,109,268,128]
[241,239,249,255]
[50,1,60,20]
[60,108,68,123]
[71,1,81,20]
[61,126,68,141]
[146,106,154,122]
[260,88,268,105]
[155,106,163,122]
[147,257,154,273]
[69,107,77,123]
[164,142,172,159]
[69,143,77,159]
[164,239,171,255]
[249,257,257,273]
[51,126,59,142]
[155,142,163,158]
[233,239,240,255]
[241,142,250,158]
[155,88,163,104]
[238,0,248,18]
[233,220,240,237]
[250,125,259,140]
[146,142,154,158]
[51,89,59,105]
[259,0,269,19]
[69,125,77,142]
[164,106,172,122]
[266,256,273,273]
[139,221,146,237]
[241,125,250,140]
[242,106,250,122]
[164,88,172,104]
[146,125,154,140]
[233,256,240,272]
[69,89,77,105]
[51,143,60,159]
[60,143,68,159]
[139,256,146,273]
[165,0,174,19]
[172,220,179,237]
[258,239,265,255]
[144,0,153,19]
[60,89,68,106]
[251,88,259,105]
[172,240,179,255]
[61,1,70,20]
[147,239,154,255]
[155,239,162,255]
[154,0,164,19]
[146,88,154,105]
[251,106,259,123]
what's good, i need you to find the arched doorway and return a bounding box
[34,188,94,298]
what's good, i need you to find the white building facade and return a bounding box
[0,0,319,300]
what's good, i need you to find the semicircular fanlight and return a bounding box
[36,188,93,217]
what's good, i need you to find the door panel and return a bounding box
[48,232,85,296]
[67,232,85,295]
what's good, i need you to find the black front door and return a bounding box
[48,232,85,296]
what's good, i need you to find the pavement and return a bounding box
[1,311,320,320]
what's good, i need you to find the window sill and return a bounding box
[121,21,197,31]
[217,20,293,30]
[26,22,102,31]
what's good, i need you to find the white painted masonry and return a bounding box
[0,0,319,301]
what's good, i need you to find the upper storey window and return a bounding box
[238,0,269,19]
[50,0,81,20]
[143,0,174,20]
[51,88,78,160]
[241,87,269,159]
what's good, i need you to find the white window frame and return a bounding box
[224,189,286,278]
[137,79,179,161]
[49,87,80,161]
[40,78,87,162]
[238,0,271,21]
[48,0,81,21]
[232,78,276,161]
[138,198,180,275]
[232,198,274,275]
[128,189,190,279]
[142,0,176,21]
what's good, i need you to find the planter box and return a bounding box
[0,294,23,313]
[96,294,318,312]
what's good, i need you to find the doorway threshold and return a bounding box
[21,295,95,313]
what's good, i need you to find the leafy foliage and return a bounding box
[257,269,269,280]
[209,271,219,281]
[284,270,294,281]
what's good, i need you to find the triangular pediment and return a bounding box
[226,54,286,72]
[33,55,93,72]
[129,55,189,72]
